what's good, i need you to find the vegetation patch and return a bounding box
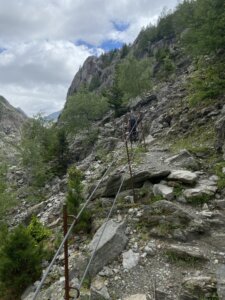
[188,58,225,108]
[186,193,213,205]
[165,250,202,267]
[67,166,92,233]
[170,123,215,156]
[0,225,43,299]
[214,161,225,189]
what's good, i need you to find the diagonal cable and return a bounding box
[32,115,139,300]
[77,168,126,293]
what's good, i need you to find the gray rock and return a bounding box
[156,290,173,300]
[165,244,208,261]
[91,276,110,300]
[183,179,217,199]
[96,137,119,153]
[165,149,199,170]
[216,265,225,299]
[144,241,157,256]
[88,220,128,276]
[122,249,140,270]
[168,170,198,185]
[102,169,170,197]
[142,200,206,241]
[215,200,225,209]
[123,295,147,300]
[153,183,174,200]
[23,279,65,300]
[179,276,217,300]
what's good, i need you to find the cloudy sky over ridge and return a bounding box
[0,0,178,116]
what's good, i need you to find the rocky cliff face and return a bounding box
[0,95,27,161]
[67,51,121,97]
[0,95,27,136]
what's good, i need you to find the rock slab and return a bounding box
[88,220,128,276]
[168,170,198,184]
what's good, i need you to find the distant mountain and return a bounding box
[45,110,61,121]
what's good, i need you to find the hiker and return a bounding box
[128,110,138,142]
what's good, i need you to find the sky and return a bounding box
[0,0,179,117]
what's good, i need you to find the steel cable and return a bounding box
[77,167,127,295]
[32,115,140,300]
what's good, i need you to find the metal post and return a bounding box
[63,204,70,300]
[125,139,135,201]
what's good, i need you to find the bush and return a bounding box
[20,116,70,187]
[0,225,42,299]
[188,58,225,107]
[60,88,109,132]
[27,216,51,243]
[66,166,91,233]
[117,57,153,101]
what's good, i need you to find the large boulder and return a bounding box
[88,220,128,276]
[102,169,170,197]
[165,244,208,261]
[168,170,198,185]
[164,149,199,170]
[183,179,217,200]
[141,200,206,241]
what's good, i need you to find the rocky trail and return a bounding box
[17,128,225,300]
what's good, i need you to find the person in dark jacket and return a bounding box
[128,110,138,142]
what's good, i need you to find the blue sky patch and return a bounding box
[112,21,130,32]
[0,48,6,53]
[100,40,123,51]
[76,39,94,49]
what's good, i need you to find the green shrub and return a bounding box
[20,116,70,188]
[27,216,51,243]
[89,75,101,91]
[103,64,124,117]
[166,250,201,267]
[187,194,212,205]
[214,162,225,189]
[0,225,42,299]
[60,88,109,132]
[66,166,92,233]
[188,59,225,107]
[117,57,153,101]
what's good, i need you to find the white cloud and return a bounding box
[0,41,98,115]
[0,0,179,116]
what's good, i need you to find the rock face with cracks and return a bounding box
[88,220,128,276]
